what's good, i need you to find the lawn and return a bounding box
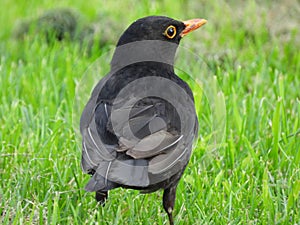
[1,0,299,224]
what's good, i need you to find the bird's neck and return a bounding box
[110,40,178,73]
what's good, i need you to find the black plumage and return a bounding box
[80,16,207,224]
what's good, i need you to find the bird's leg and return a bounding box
[95,191,108,205]
[163,185,177,225]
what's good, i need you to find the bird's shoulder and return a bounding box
[98,62,194,102]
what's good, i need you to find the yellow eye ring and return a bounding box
[164,25,177,39]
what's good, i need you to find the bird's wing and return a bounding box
[81,99,152,190]
[111,96,197,185]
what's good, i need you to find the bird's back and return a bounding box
[80,61,198,193]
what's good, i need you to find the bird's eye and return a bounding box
[164,25,177,39]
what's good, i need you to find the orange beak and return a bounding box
[180,18,207,37]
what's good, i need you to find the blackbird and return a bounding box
[80,16,206,224]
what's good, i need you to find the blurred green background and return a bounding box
[1,0,299,224]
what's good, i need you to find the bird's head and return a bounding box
[111,16,207,71]
[117,16,207,46]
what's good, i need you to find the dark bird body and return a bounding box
[80,16,206,224]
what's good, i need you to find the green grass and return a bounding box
[1,0,300,224]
